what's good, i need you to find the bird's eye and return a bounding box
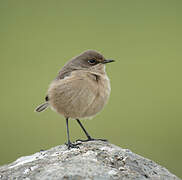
[88,59,96,64]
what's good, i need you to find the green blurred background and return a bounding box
[0,0,181,178]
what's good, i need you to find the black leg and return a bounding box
[76,119,92,140]
[65,118,80,149]
[76,119,108,142]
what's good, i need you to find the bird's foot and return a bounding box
[65,141,81,149]
[76,137,108,143]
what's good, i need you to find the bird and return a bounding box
[35,50,114,149]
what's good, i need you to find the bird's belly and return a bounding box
[82,77,111,118]
[48,75,110,119]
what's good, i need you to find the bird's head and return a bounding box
[69,50,114,73]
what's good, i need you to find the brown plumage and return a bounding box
[35,50,114,149]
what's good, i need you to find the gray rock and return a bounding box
[0,141,180,180]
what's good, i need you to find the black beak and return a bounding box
[102,59,115,64]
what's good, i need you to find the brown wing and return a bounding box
[48,71,98,118]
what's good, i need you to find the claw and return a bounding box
[76,138,108,143]
[65,142,81,149]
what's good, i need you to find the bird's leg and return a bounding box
[76,119,107,142]
[65,118,80,149]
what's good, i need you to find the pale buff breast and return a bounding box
[48,70,111,119]
[82,73,111,118]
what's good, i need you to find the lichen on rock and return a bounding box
[0,141,180,180]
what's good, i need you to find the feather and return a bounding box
[35,102,49,112]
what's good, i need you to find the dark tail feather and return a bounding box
[35,102,49,112]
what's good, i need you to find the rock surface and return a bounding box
[0,141,180,180]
